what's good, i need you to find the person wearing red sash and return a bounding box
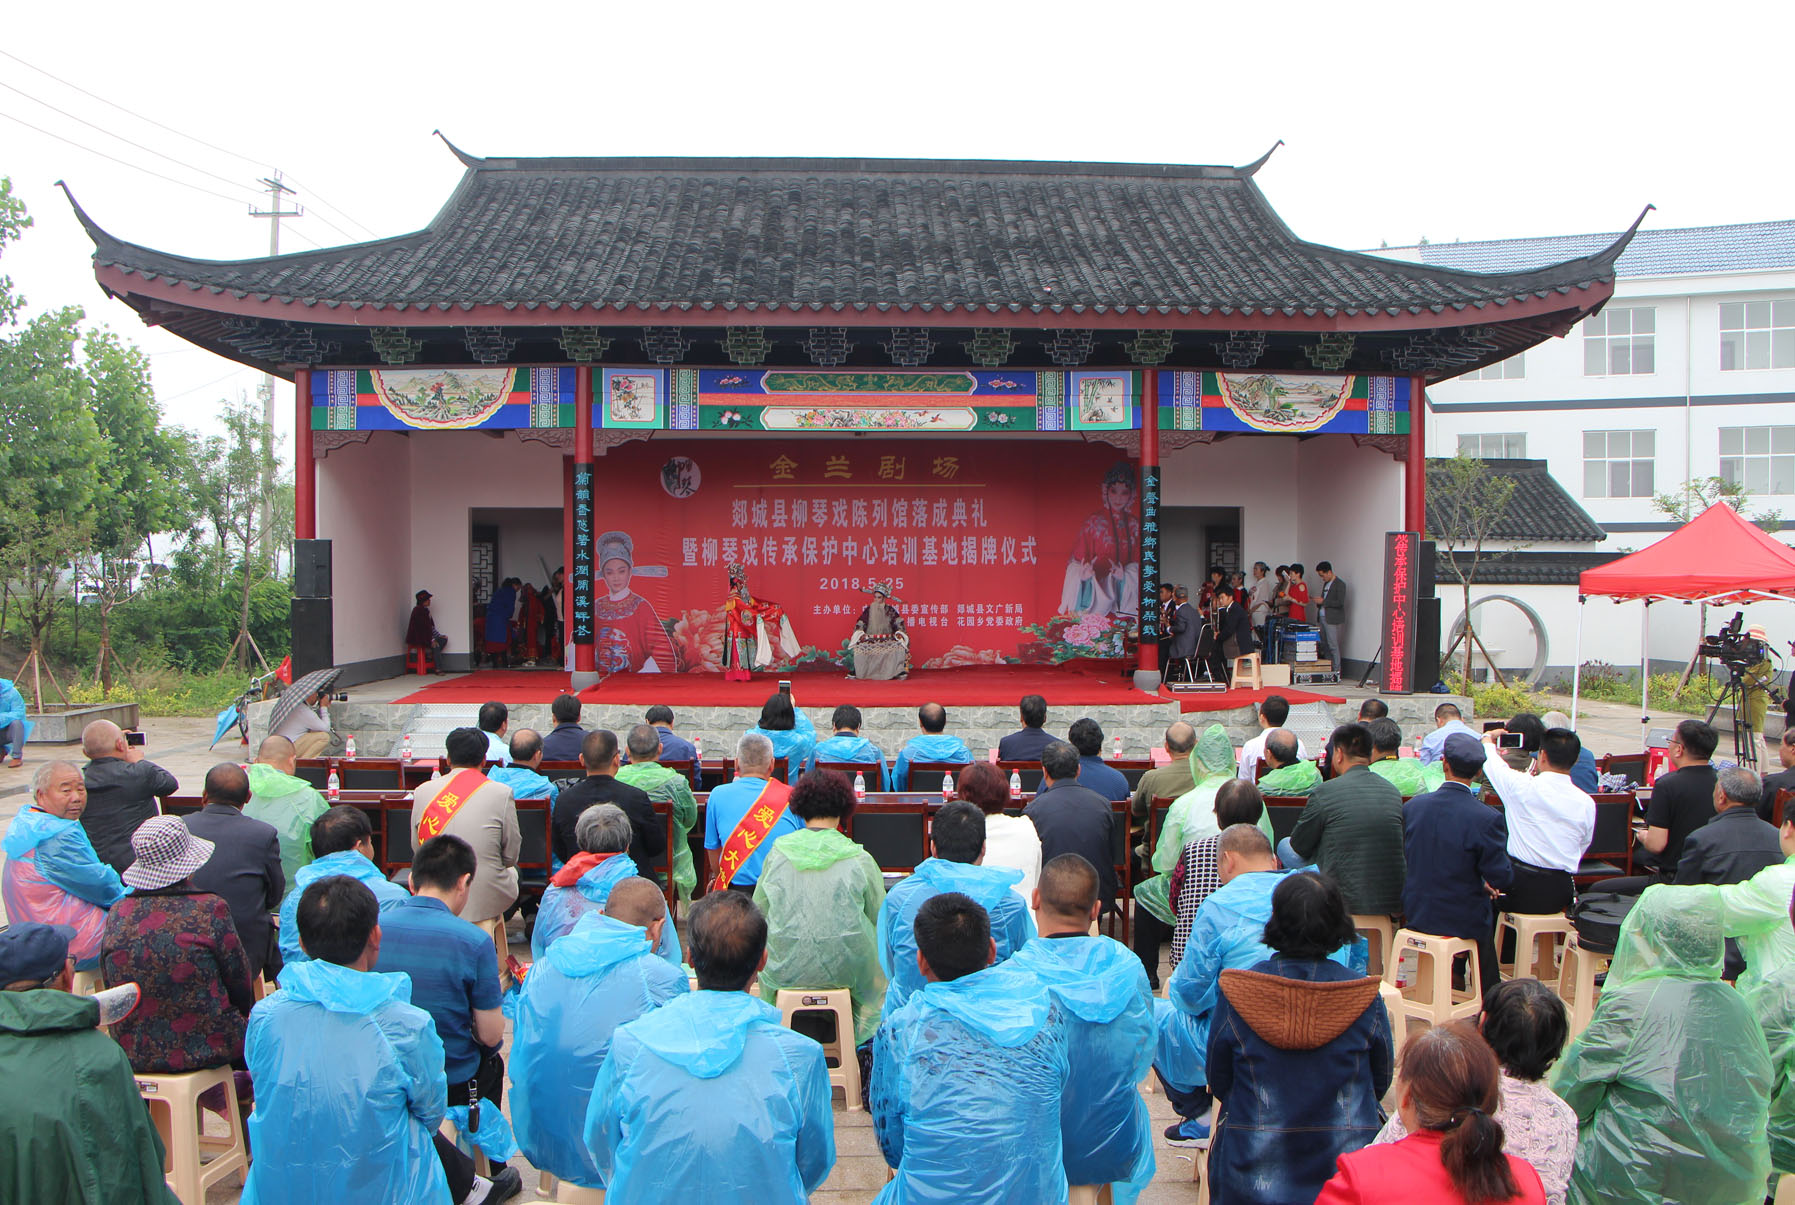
[409,728,520,975]
[705,734,802,893]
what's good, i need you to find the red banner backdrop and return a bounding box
[588,439,1139,673]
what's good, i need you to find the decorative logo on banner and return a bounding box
[584,441,1141,672]
[1382,531,1420,694]
[1156,372,1411,435]
[310,368,575,431]
[571,464,596,645]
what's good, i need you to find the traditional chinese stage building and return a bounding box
[71,141,1636,720]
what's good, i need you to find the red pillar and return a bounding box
[1137,367,1161,677]
[571,367,598,683]
[293,368,315,539]
[1405,374,1427,533]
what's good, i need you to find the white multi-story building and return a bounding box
[1383,222,1795,679]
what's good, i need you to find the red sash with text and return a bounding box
[711,778,791,891]
[417,769,487,844]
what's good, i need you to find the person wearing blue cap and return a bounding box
[0,922,173,1203]
[1401,731,1514,993]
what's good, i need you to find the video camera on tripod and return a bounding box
[1696,611,1788,768]
[1698,611,1771,672]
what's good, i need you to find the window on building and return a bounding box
[1583,429,1655,498]
[1720,301,1795,371]
[1457,433,1527,458]
[1720,426,1795,494]
[1583,307,1655,375]
[1463,354,1525,381]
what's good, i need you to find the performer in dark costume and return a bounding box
[849,580,910,680]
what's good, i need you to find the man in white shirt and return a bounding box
[1247,561,1276,638]
[1417,702,1480,766]
[477,701,511,766]
[1480,726,1595,914]
[1235,695,1309,779]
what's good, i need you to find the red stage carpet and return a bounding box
[391,664,1164,707]
[1162,685,1346,713]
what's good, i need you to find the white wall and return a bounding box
[317,433,413,668]
[1296,435,1407,668]
[1161,437,1301,567]
[474,508,564,588]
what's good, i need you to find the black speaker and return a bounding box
[294,539,332,599]
[1414,596,1443,689]
[290,598,334,678]
[1417,540,1436,599]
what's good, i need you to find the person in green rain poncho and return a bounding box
[616,725,700,902]
[1255,730,1322,797]
[754,769,886,1046]
[1365,718,1428,796]
[1550,884,1771,1205]
[1136,725,1274,926]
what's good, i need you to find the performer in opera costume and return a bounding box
[593,531,677,673]
[721,563,799,682]
[1058,459,1141,620]
[848,580,909,680]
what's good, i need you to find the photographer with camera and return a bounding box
[272,684,346,761]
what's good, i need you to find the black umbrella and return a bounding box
[267,667,342,735]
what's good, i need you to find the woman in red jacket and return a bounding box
[1316,1021,1546,1205]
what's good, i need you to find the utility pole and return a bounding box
[250,172,302,562]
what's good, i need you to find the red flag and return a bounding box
[276,655,293,684]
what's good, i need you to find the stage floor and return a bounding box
[392,663,1165,707]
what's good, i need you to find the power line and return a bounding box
[0,48,380,239]
[0,110,249,207]
[159,366,256,403]
[0,78,261,202]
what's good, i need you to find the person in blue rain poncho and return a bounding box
[585,890,834,1204]
[242,876,452,1205]
[745,690,816,781]
[1135,724,1273,928]
[0,676,32,767]
[511,881,686,1191]
[877,800,1035,1019]
[530,804,683,966]
[276,806,409,966]
[1550,884,1772,1205]
[1155,824,1358,1144]
[872,891,1072,1203]
[1007,854,1156,1204]
[807,703,891,786]
[890,702,972,790]
[1,761,128,970]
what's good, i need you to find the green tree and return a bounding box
[1426,453,1519,687]
[192,398,286,671]
[1653,474,1782,533]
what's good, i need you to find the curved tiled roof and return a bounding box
[1394,219,1795,280]
[1426,458,1607,543]
[70,145,1639,323]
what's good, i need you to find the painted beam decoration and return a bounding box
[649,369,1065,432]
[311,367,576,430]
[1159,372,1410,435]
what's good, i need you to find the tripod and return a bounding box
[1706,663,1761,769]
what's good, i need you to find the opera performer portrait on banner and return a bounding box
[849,580,910,681]
[594,530,677,673]
[721,563,800,682]
[1058,459,1141,620]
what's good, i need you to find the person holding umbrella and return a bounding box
[269,669,341,761]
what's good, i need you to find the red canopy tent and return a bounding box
[1572,503,1795,726]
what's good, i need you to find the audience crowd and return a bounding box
[6,699,1795,1205]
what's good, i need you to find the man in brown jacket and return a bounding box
[410,727,520,974]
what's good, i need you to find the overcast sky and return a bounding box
[6,0,1791,451]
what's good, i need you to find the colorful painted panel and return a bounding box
[1155,372,1411,435]
[310,368,575,430]
[694,370,1051,432]
[599,368,667,429]
[1067,370,1139,430]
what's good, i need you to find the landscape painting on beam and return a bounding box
[309,367,576,430]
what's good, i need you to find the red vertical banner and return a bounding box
[586,439,1142,672]
[1382,531,1420,694]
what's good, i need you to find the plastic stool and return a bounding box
[71,969,102,996]
[1230,652,1262,690]
[1069,1186,1114,1204]
[1494,912,1574,982]
[1352,914,1397,978]
[1775,1173,1795,1205]
[1558,936,1610,1039]
[136,1067,249,1205]
[556,1182,606,1203]
[406,644,437,675]
[775,988,862,1111]
[1385,930,1481,1026]
[439,1118,490,1178]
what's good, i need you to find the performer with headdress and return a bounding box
[1058,459,1141,620]
[593,530,676,673]
[848,580,910,681]
[721,563,799,682]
